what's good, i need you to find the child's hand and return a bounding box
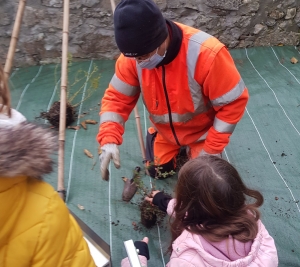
[141,237,149,244]
[145,191,172,213]
[144,190,160,204]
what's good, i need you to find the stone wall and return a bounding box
[0,0,299,66]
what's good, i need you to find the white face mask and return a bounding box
[138,44,167,70]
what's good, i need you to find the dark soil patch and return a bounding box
[132,221,142,232]
[140,200,166,229]
[40,101,76,128]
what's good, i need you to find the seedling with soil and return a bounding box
[122,164,175,229]
[40,59,100,128]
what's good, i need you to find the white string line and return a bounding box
[66,60,94,202]
[223,148,230,163]
[44,78,61,124]
[8,69,18,92]
[109,162,113,258]
[295,46,300,55]
[245,48,300,136]
[270,47,300,85]
[156,224,166,267]
[16,65,43,110]
[10,69,17,79]
[245,107,300,213]
[142,102,165,266]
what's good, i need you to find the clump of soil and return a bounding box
[40,101,76,128]
[140,199,166,229]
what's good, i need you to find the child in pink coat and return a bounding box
[121,155,278,267]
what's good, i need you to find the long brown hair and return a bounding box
[170,155,263,250]
[0,65,12,117]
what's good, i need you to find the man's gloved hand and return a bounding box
[99,143,120,181]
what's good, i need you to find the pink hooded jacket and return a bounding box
[121,199,278,267]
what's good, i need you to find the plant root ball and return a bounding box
[140,200,158,228]
[40,101,76,128]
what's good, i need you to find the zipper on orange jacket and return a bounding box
[161,65,181,146]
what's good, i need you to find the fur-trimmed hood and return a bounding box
[0,122,57,178]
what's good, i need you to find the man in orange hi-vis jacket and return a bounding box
[97,0,249,180]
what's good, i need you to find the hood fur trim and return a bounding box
[0,122,57,178]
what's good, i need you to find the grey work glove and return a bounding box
[199,149,222,158]
[99,143,120,181]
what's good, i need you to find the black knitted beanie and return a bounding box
[114,0,168,57]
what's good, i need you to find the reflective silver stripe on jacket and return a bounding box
[196,131,208,142]
[213,117,236,133]
[136,31,213,124]
[136,63,146,108]
[136,64,142,87]
[110,74,140,96]
[100,112,125,126]
[187,31,212,113]
[211,79,246,107]
[150,102,211,124]
[150,112,193,124]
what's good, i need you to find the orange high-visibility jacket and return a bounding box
[97,22,249,154]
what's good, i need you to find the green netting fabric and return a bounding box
[8,46,300,266]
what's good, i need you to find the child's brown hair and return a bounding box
[170,155,263,248]
[0,65,11,117]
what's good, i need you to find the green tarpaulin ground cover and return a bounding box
[8,46,300,266]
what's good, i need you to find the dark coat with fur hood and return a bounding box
[0,122,95,267]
